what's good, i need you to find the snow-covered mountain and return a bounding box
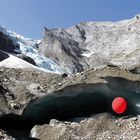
[0,26,64,74]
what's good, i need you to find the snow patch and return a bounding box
[81,52,95,57]
[0,54,40,70]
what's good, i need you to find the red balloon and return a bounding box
[112,97,127,114]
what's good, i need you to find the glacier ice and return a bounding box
[0,26,64,74]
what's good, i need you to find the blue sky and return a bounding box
[0,0,140,39]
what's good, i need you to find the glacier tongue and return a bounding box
[0,26,64,74]
[18,42,64,74]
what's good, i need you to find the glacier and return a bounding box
[0,26,64,74]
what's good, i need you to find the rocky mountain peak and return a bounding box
[37,14,140,73]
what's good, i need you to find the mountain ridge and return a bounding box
[1,14,140,74]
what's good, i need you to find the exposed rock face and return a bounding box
[16,54,37,66]
[39,27,86,74]
[39,14,140,73]
[0,50,9,61]
[2,15,140,140]
[0,31,19,52]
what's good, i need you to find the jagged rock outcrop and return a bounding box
[39,27,86,74]
[0,31,19,52]
[39,14,140,73]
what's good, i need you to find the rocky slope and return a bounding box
[1,14,140,140]
[39,14,140,74]
[0,67,140,139]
